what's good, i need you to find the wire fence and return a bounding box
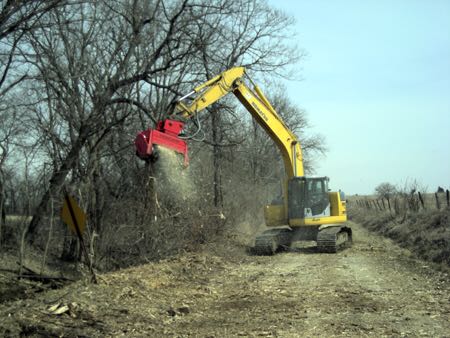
[351,189,450,214]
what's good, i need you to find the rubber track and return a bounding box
[254,228,292,255]
[316,226,352,253]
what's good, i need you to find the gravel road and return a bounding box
[1,221,449,337]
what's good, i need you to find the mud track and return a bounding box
[1,221,449,337]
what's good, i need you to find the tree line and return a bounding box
[0,0,326,268]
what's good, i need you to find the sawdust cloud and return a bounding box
[154,146,197,205]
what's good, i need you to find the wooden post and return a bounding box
[375,199,382,211]
[387,197,391,211]
[371,200,377,210]
[394,198,400,215]
[411,192,419,212]
[446,189,449,207]
[418,192,425,210]
[435,193,441,210]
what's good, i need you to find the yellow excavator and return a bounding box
[135,67,352,254]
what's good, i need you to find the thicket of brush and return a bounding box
[0,1,326,272]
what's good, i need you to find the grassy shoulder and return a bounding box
[349,205,450,268]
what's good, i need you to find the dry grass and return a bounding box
[5,215,32,222]
[349,204,450,267]
[2,222,450,337]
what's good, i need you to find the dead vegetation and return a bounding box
[1,222,450,337]
[0,0,327,280]
[349,189,450,268]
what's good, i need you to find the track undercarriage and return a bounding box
[253,225,352,255]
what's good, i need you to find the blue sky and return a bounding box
[268,0,450,194]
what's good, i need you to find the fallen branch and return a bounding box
[15,261,74,283]
[17,273,74,284]
[17,261,37,274]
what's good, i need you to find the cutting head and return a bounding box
[135,119,189,165]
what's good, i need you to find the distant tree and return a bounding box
[0,0,67,95]
[375,182,397,199]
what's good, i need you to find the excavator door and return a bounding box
[288,177,330,219]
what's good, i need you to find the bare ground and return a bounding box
[1,221,450,337]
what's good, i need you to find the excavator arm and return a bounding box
[172,67,304,178]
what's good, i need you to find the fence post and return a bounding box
[418,192,425,210]
[372,200,378,210]
[411,192,419,212]
[375,199,382,211]
[435,193,441,210]
[394,197,399,215]
[446,190,449,207]
[386,197,391,211]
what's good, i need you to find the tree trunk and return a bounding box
[0,169,5,245]
[92,165,103,233]
[211,110,223,208]
[61,228,79,262]
[87,146,104,234]
[251,119,258,184]
[9,187,16,214]
[142,161,157,222]
[27,125,90,243]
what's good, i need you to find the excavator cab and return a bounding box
[288,177,331,219]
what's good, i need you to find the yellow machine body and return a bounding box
[173,67,350,253]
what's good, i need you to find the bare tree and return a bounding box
[375,182,397,199]
[23,0,215,241]
[0,0,68,94]
[0,0,66,40]
[0,104,24,244]
[0,2,70,243]
[189,0,302,207]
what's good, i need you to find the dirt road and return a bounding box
[1,221,450,337]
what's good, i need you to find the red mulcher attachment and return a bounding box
[134,119,189,165]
